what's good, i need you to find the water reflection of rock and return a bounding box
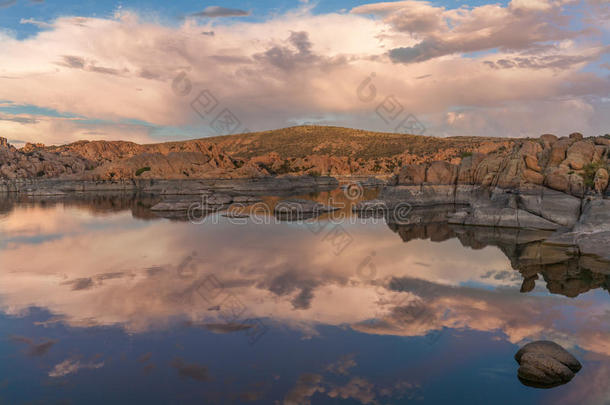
[0,192,161,220]
[515,340,582,388]
[387,211,610,298]
[387,205,462,243]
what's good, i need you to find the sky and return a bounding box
[0,0,609,146]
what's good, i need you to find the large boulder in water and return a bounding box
[515,341,581,388]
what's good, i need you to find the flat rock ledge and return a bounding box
[515,341,582,388]
[274,199,338,215]
[151,193,261,211]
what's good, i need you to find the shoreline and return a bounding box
[2,176,609,264]
[0,176,340,196]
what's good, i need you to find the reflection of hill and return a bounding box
[387,217,610,298]
[0,196,12,218]
[0,193,161,221]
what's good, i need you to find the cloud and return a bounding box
[258,270,326,310]
[483,45,610,70]
[138,352,152,363]
[253,31,321,71]
[326,354,357,375]
[0,113,38,124]
[0,201,609,359]
[171,358,210,382]
[20,18,53,29]
[28,340,56,356]
[48,358,104,377]
[63,277,95,291]
[58,55,85,69]
[10,336,56,356]
[0,0,43,8]
[353,0,590,64]
[190,6,250,18]
[326,377,377,404]
[284,371,421,405]
[200,322,252,333]
[0,112,155,145]
[350,275,605,350]
[0,5,608,140]
[57,55,125,76]
[284,373,325,405]
[0,0,16,8]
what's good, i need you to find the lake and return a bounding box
[0,188,608,404]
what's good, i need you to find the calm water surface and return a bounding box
[0,189,608,404]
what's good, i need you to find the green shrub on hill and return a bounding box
[135,167,151,176]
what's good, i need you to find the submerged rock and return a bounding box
[515,341,581,388]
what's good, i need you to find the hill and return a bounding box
[0,126,520,180]
[204,126,509,159]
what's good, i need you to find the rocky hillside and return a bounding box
[390,132,610,197]
[0,126,514,180]
[374,131,610,264]
[0,137,95,179]
[1,127,608,192]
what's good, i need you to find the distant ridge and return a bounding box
[0,125,570,180]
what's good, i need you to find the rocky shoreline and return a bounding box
[2,130,609,263]
[0,176,339,196]
[372,132,610,264]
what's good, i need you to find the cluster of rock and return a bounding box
[0,137,275,180]
[52,139,265,179]
[0,137,95,179]
[376,132,610,263]
[389,133,610,197]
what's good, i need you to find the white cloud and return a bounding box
[19,18,53,29]
[48,359,104,378]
